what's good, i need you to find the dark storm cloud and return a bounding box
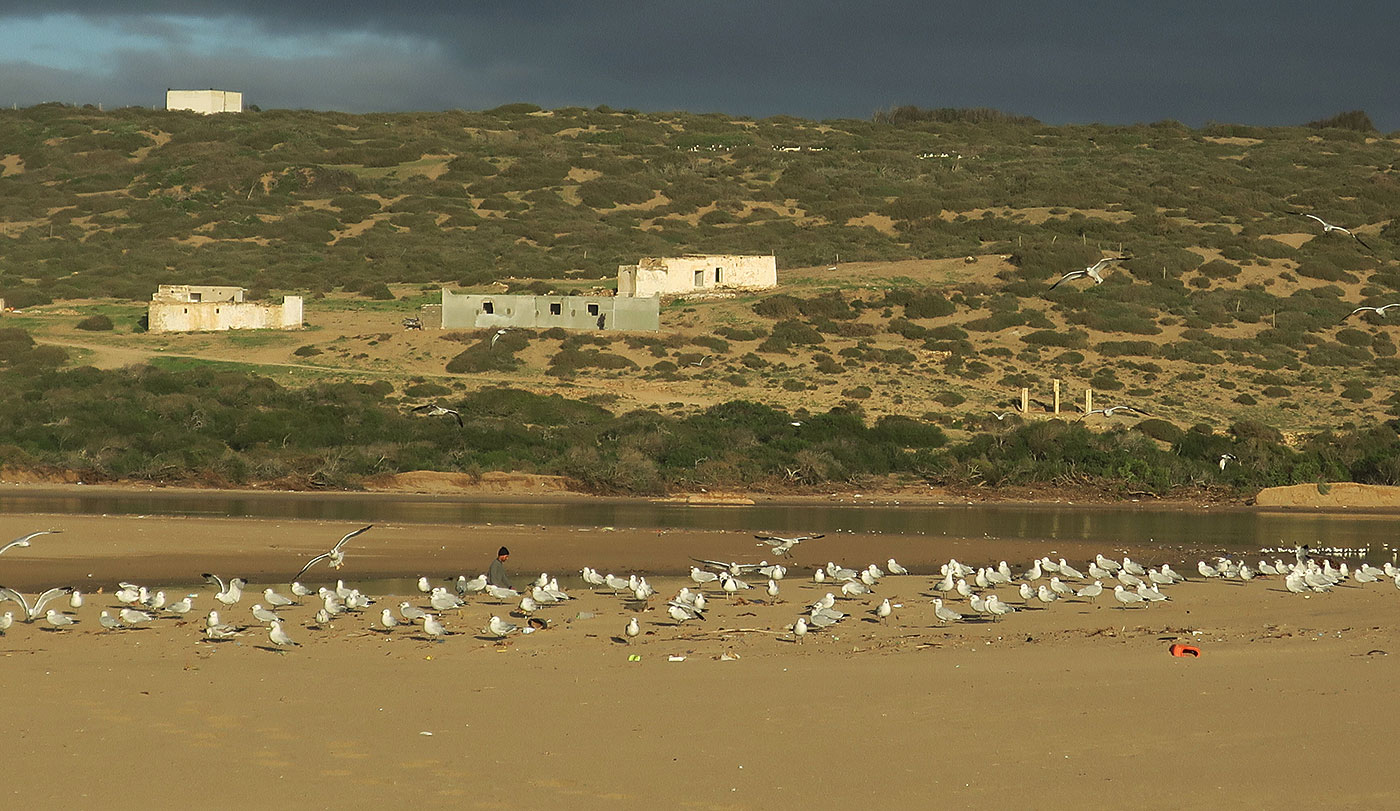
[1,1,1397,127]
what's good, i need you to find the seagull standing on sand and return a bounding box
[268,621,298,649]
[422,614,447,641]
[292,525,374,582]
[1112,585,1146,608]
[1300,213,1373,251]
[0,530,61,556]
[44,609,76,629]
[624,617,640,642]
[487,615,519,638]
[793,617,808,643]
[1048,256,1130,290]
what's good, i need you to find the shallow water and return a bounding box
[2,488,1397,556]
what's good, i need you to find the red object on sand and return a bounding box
[1169,643,1201,658]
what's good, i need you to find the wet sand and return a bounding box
[1,513,1397,807]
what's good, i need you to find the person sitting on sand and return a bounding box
[488,546,513,589]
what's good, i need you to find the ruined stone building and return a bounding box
[147,285,302,333]
[439,290,658,331]
[617,254,777,298]
[165,89,243,114]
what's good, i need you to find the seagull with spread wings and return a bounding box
[0,530,61,556]
[1300,213,1373,251]
[754,534,823,556]
[1081,405,1151,419]
[1346,303,1400,320]
[1048,256,1131,290]
[292,525,374,582]
[0,586,74,622]
[412,403,463,427]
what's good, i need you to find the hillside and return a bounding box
[0,103,1399,494]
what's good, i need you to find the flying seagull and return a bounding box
[1081,405,1151,419]
[412,403,463,427]
[989,411,1017,421]
[292,525,374,582]
[490,328,508,348]
[1219,453,1237,471]
[1048,256,1130,290]
[755,534,823,556]
[1346,303,1400,320]
[0,530,61,556]
[1300,213,1373,251]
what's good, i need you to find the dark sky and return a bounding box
[2,1,1398,128]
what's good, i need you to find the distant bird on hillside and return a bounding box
[412,403,463,427]
[1299,213,1373,251]
[1219,453,1237,471]
[490,328,508,348]
[990,411,1017,421]
[689,354,713,368]
[1081,405,1151,419]
[1346,303,1400,320]
[1048,256,1131,290]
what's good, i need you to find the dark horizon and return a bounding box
[1,2,1398,130]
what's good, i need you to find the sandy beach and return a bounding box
[2,511,1398,808]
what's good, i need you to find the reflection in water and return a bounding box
[1,490,1397,553]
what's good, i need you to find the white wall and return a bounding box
[149,296,302,333]
[617,254,777,298]
[165,89,243,114]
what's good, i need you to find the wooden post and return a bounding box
[1052,379,1061,414]
[1021,387,1029,414]
[1085,388,1093,415]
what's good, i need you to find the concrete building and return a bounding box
[617,254,777,298]
[440,290,658,332]
[148,285,303,333]
[165,89,243,114]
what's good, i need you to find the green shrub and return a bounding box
[76,314,114,331]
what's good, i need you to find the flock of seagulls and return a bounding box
[3,525,1398,653]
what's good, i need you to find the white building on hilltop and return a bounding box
[617,254,777,298]
[166,89,243,114]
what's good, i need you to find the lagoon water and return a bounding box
[2,487,1397,556]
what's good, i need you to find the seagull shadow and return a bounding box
[610,636,632,645]
[254,644,293,653]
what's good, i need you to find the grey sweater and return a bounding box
[488,558,512,589]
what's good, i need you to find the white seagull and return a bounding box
[268,621,299,649]
[44,609,76,629]
[411,403,463,427]
[0,530,62,556]
[1048,256,1130,290]
[1346,303,1400,320]
[755,534,823,556]
[1219,453,1237,471]
[1300,213,1373,251]
[490,328,509,348]
[292,525,374,582]
[624,616,640,642]
[0,586,75,622]
[1082,405,1151,419]
[487,615,519,638]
